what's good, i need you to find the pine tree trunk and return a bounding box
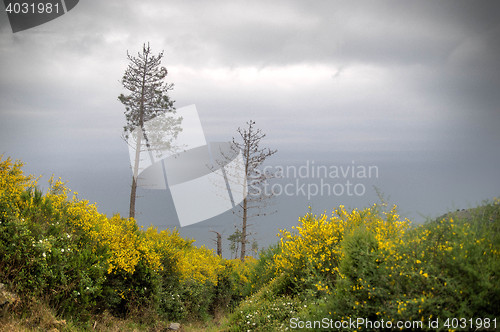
[129,175,137,219]
[240,128,251,261]
[240,197,247,261]
[129,127,143,219]
[216,232,222,257]
[129,51,148,219]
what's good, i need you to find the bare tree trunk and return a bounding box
[240,128,251,261]
[129,176,137,219]
[129,127,143,219]
[210,231,222,256]
[240,197,247,261]
[216,233,222,256]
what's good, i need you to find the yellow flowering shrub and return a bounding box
[274,204,410,283]
[0,155,255,321]
[39,178,146,274]
[228,200,499,331]
[0,156,36,219]
[1,158,222,282]
[225,257,257,285]
[177,245,224,285]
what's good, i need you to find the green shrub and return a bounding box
[226,276,302,331]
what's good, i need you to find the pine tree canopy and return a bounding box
[118,42,175,138]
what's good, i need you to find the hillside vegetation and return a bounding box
[1,156,499,331]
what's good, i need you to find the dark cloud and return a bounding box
[147,0,500,68]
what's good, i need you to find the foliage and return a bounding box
[2,155,499,331]
[227,274,302,331]
[118,42,175,138]
[245,243,280,293]
[226,200,500,331]
[118,42,180,219]
[0,155,253,325]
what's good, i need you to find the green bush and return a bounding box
[246,244,281,294]
[0,157,247,326]
[227,200,500,331]
[2,156,499,331]
[227,276,302,331]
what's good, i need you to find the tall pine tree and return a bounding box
[119,43,175,219]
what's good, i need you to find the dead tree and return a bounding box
[232,120,277,261]
[210,230,223,257]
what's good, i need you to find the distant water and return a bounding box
[23,149,498,259]
[128,151,499,258]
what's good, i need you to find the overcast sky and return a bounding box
[1,1,499,254]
